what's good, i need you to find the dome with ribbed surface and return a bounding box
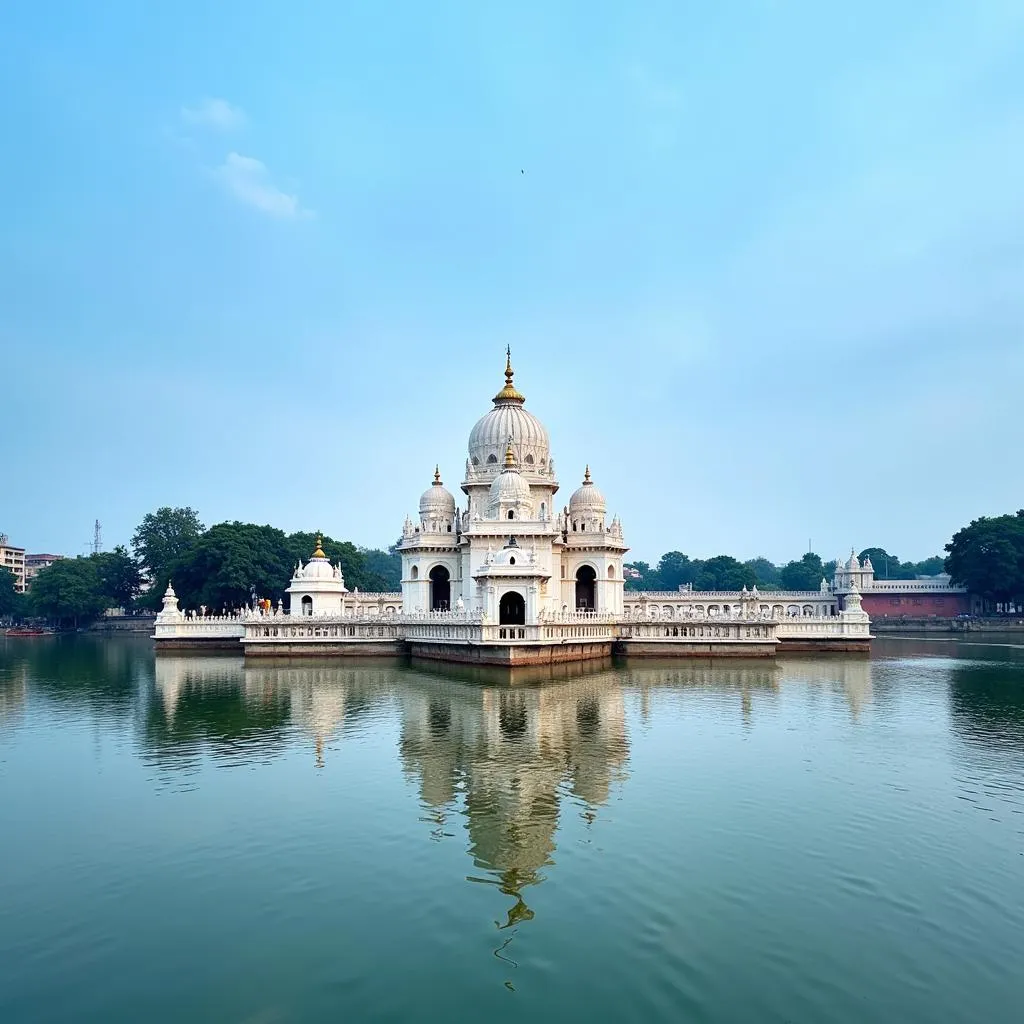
[468,350,551,474]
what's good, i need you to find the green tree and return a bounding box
[30,558,107,628]
[171,522,293,612]
[623,561,654,591]
[779,552,826,591]
[654,551,697,591]
[94,545,144,609]
[858,547,914,580]
[745,556,780,587]
[945,512,1024,605]
[0,566,21,618]
[693,555,754,591]
[908,555,946,577]
[358,546,403,591]
[132,506,205,584]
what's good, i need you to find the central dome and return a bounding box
[468,350,551,474]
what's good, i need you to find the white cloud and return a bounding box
[181,97,246,131]
[215,152,311,219]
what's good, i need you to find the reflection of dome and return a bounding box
[568,467,606,516]
[487,445,534,518]
[420,467,456,519]
[468,351,551,473]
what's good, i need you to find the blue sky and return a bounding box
[1,1,1022,564]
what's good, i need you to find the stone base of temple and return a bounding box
[155,637,243,652]
[243,640,405,658]
[776,638,872,653]
[619,640,778,658]
[406,640,615,666]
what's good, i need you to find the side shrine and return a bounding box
[155,352,872,663]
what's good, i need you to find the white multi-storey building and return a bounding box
[397,351,627,626]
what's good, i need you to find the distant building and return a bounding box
[832,553,976,618]
[0,535,26,594]
[26,553,64,586]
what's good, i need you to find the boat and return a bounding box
[4,628,48,637]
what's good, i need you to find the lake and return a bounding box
[1,635,1022,1023]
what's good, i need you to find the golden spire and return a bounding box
[504,440,518,468]
[584,465,591,483]
[493,345,525,404]
[433,465,442,485]
[312,532,327,559]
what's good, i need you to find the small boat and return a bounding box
[4,628,48,637]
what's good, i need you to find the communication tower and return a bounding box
[93,520,102,555]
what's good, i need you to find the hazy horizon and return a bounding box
[2,1,1021,564]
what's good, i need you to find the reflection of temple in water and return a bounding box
[396,669,630,927]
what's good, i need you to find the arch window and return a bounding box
[487,454,498,465]
[411,565,419,580]
[575,565,597,611]
[301,596,313,616]
[524,453,534,465]
[508,510,515,520]
[499,591,526,625]
[472,456,480,466]
[608,565,615,578]
[509,556,516,565]
[429,565,451,611]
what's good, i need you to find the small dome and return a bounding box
[300,534,339,581]
[487,445,533,517]
[420,466,456,518]
[568,466,606,515]
[846,550,860,571]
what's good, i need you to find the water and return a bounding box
[1,636,1023,1023]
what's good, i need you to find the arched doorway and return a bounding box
[575,565,597,610]
[301,595,313,616]
[499,591,525,625]
[429,565,450,611]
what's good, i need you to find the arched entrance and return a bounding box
[301,595,313,616]
[499,591,525,625]
[575,565,597,610]
[429,565,450,611]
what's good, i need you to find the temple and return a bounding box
[155,352,872,662]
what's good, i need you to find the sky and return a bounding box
[1,1,1022,566]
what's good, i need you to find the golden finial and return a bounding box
[433,465,441,484]
[504,440,517,468]
[312,532,326,559]
[584,465,591,483]
[493,345,525,404]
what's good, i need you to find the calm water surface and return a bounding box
[1,636,1023,1023]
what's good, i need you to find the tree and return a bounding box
[654,551,697,591]
[910,555,946,577]
[358,547,403,591]
[94,546,144,610]
[0,567,21,618]
[779,552,826,591]
[945,512,1024,605]
[171,522,294,612]
[858,547,914,580]
[132,507,205,584]
[693,555,755,591]
[30,558,107,628]
[745,556,780,587]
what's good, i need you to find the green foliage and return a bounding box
[945,511,1024,603]
[693,555,755,591]
[745,557,780,587]
[913,555,946,577]
[132,506,205,583]
[0,567,22,618]
[29,558,109,627]
[779,552,825,591]
[358,547,403,591]
[93,546,144,610]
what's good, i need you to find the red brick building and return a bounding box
[833,552,975,619]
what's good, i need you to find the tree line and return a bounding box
[0,506,402,628]
[624,547,947,593]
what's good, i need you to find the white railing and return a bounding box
[245,619,400,642]
[776,617,871,639]
[620,621,776,642]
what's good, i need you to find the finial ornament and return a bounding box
[433,465,441,484]
[493,345,525,404]
[312,533,327,559]
[584,465,591,483]
[504,440,517,468]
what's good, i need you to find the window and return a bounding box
[524,453,534,465]
[608,565,615,578]
[487,454,498,464]
[507,510,515,520]
[411,565,419,580]
[509,556,516,565]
